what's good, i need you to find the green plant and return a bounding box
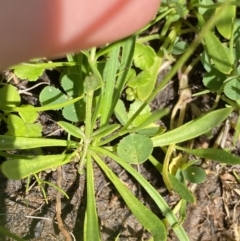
[1,0,240,240]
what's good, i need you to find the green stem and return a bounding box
[78,90,94,173]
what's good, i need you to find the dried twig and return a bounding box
[56,166,72,241]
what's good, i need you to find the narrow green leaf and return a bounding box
[131,109,169,131]
[93,147,190,241]
[111,37,135,116]
[1,154,71,179]
[100,46,120,126]
[176,147,240,165]
[0,135,69,150]
[93,152,167,241]
[152,108,232,147]
[91,124,120,139]
[114,99,128,125]
[0,95,84,112]
[85,153,101,241]
[57,121,85,139]
[168,174,195,203]
[117,134,153,164]
[233,115,240,145]
[0,226,26,241]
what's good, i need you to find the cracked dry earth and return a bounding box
[1,67,240,241]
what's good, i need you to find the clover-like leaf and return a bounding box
[171,41,189,55]
[202,67,226,91]
[133,43,155,70]
[182,166,206,184]
[128,100,151,128]
[19,105,39,123]
[39,86,68,108]
[224,77,240,101]
[62,100,85,122]
[6,114,42,137]
[40,73,86,122]
[117,133,153,164]
[14,65,44,81]
[61,73,84,96]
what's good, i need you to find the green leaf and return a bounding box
[0,85,21,107]
[202,67,226,91]
[127,70,152,88]
[57,121,85,139]
[152,108,232,147]
[14,66,44,81]
[0,226,26,241]
[114,99,128,125]
[198,0,214,16]
[215,5,236,40]
[91,124,120,139]
[93,153,167,241]
[83,75,101,93]
[93,148,189,240]
[182,166,206,184]
[19,105,39,123]
[39,86,68,107]
[168,174,195,203]
[84,154,101,241]
[171,41,188,55]
[1,154,71,179]
[177,147,240,165]
[137,55,161,100]
[133,43,155,70]
[0,135,69,150]
[203,31,232,74]
[99,46,120,126]
[6,114,42,137]
[62,99,85,122]
[200,51,212,72]
[131,109,169,131]
[128,100,151,128]
[224,77,240,101]
[61,73,84,97]
[117,134,153,164]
